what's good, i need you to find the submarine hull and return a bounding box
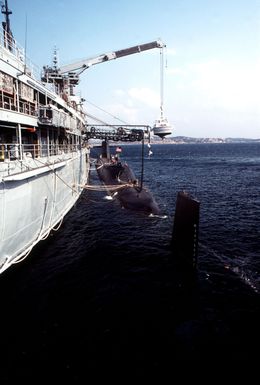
[95,158,160,215]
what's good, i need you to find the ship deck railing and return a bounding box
[0,92,37,117]
[0,29,40,79]
[0,98,82,129]
[0,143,86,177]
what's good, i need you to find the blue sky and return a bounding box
[7,0,260,138]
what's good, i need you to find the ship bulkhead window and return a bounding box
[46,109,53,119]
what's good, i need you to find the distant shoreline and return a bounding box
[149,136,260,144]
[90,136,260,147]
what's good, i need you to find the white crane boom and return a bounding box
[59,39,165,75]
[41,39,165,98]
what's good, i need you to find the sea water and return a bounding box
[1,142,259,379]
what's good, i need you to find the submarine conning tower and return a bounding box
[101,140,110,159]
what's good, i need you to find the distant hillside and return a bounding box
[151,136,260,144]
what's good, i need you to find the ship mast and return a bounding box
[1,0,13,51]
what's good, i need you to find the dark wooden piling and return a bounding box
[171,191,200,271]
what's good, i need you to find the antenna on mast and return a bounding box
[1,0,13,51]
[24,13,28,73]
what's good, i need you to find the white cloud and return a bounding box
[87,87,160,125]
[190,60,260,111]
[166,67,186,76]
[166,47,177,56]
[180,59,260,112]
[105,102,139,123]
[128,87,160,108]
[85,87,160,124]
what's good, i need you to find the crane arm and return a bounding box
[59,39,165,75]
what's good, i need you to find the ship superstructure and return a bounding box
[0,0,89,274]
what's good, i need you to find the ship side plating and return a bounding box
[0,1,90,273]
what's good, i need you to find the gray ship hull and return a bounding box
[0,151,89,273]
[0,1,90,273]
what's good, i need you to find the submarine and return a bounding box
[95,141,160,215]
